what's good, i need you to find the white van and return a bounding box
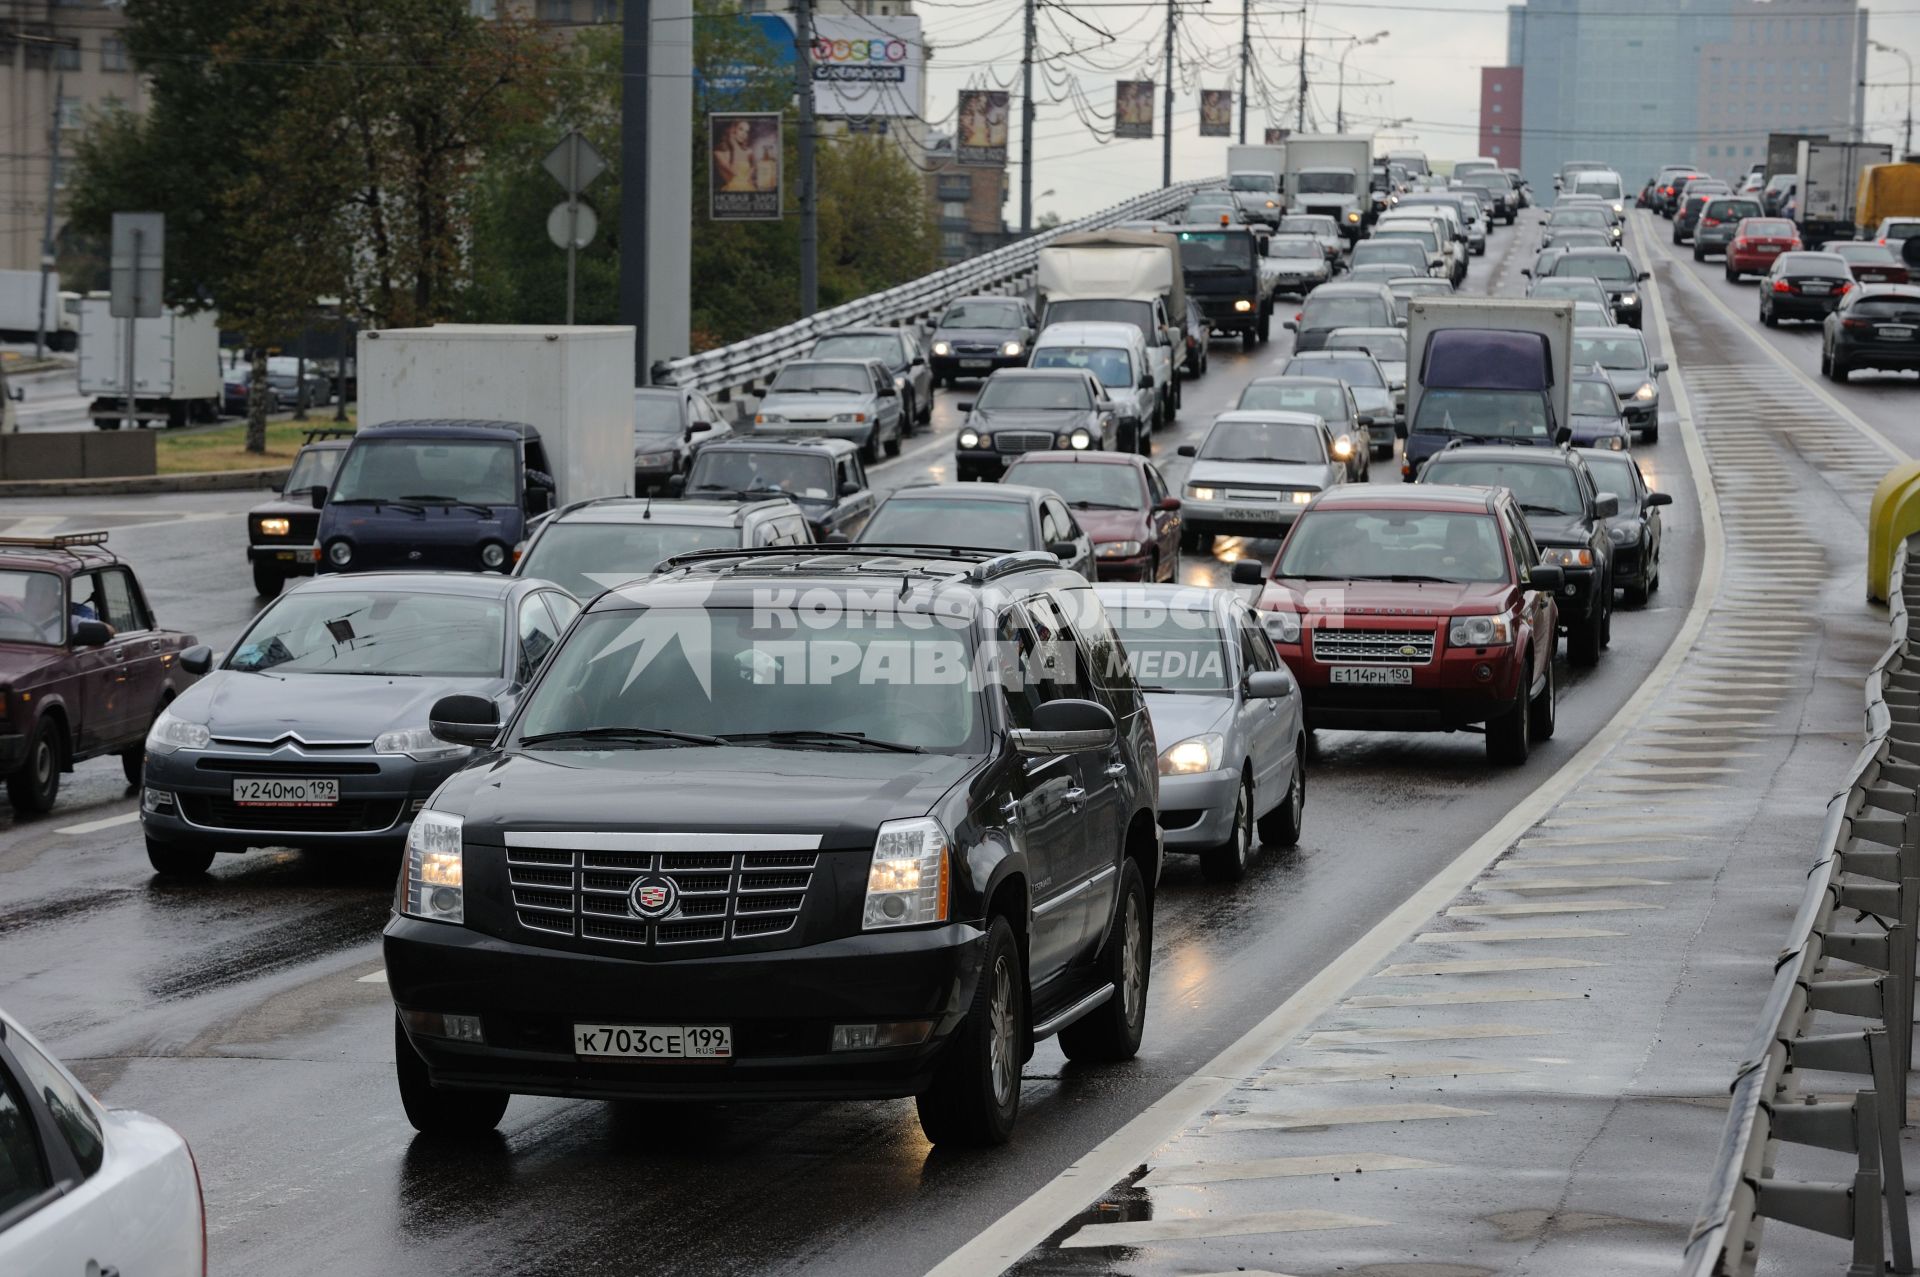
[1570,169,1626,217]
[1029,321,1159,454]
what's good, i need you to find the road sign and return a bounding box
[548,201,599,251]
[543,131,607,196]
[109,211,164,319]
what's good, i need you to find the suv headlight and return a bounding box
[1633,382,1656,400]
[1608,523,1637,544]
[1234,299,1254,312]
[863,817,949,930]
[403,811,465,925]
[932,341,951,356]
[147,707,210,754]
[1096,540,1143,558]
[1448,614,1514,647]
[375,726,472,763]
[1002,341,1022,357]
[1540,547,1593,568]
[1260,610,1300,643]
[1159,733,1224,775]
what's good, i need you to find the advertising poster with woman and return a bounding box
[1115,80,1154,139]
[1200,89,1231,137]
[710,113,783,221]
[957,90,1009,166]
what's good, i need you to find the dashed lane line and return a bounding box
[1056,1209,1389,1249]
[1210,1102,1490,1133]
[1372,956,1604,978]
[1342,987,1580,1009]
[55,810,140,836]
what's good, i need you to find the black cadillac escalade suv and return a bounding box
[386,544,1162,1146]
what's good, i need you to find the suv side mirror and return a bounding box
[957,401,975,414]
[1638,271,1651,282]
[429,694,500,748]
[1244,669,1294,700]
[1230,560,1265,586]
[1176,444,1197,457]
[1012,698,1116,755]
[1593,493,1619,519]
[1527,563,1565,592]
[911,355,926,367]
[1646,490,1673,508]
[178,644,214,676]
[667,473,687,494]
[309,485,329,510]
[689,420,713,433]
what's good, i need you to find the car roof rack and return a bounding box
[300,428,354,444]
[0,529,117,564]
[652,543,1059,582]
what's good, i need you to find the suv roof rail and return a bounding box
[0,530,108,548]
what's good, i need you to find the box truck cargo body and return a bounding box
[77,299,222,428]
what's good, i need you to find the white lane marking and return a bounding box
[1178,1271,1303,1277]
[1139,1152,1444,1188]
[1212,1102,1489,1133]
[1474,876,1670,892]
[356,969,388,984]
[924,222,1726,1277]
[1446,901,1662,918]
[1254,1058,1533,1087]
[1414,926,1627,943]
[1344,988,1578,1009]
[1304,1023,1551,1048]
[1512,853,1686,867]
[55,811,139,835]
[1374,956,1603,978]
[1059,1208,1389,1248]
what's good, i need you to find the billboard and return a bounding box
[957,90,1010,167]
[1199,90,1232,138]
[810,16,925,118]
[709,113,783,221]
[1264,127,1291,145]
[1115,81,1154,139]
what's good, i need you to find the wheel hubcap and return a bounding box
[1292,759,1304,822]
[33,740,51,787]
[1120,894,1144,1023]
[987,956,1016,1108]
[1236,786,1250,863]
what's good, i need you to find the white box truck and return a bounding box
[0,270,79,351]
[1036,231,1186,431]
[355,324,634,509]
[1225,144,1287,225]
[1402,297,1574,478]
[1285,133,1375,238]
[1796,139,1894,245]
[77,298,222,428]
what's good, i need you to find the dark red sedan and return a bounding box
[1826,240,1911,287]
[1000,450,1182,582]
[1725,217,1802,282]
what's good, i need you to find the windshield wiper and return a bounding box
[519,726,726,748]
[1067,499,1131,510]
[334,496,424,513]
[1518,503,1580,517]
[720,729,925,754]
[400,493,494,517]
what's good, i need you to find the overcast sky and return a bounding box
[910,0,1920,222]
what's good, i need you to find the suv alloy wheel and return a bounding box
[916,916,1024,1146]
[1059,860,1151,1062]
[1486,652,1533,764]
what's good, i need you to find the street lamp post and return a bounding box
[1336,31,1389,134]
[1871,40,1914,156]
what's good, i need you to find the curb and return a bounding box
[0,467,286,498]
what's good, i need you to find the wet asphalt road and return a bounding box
[2,205,1895,1277]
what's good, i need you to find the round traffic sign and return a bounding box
[547,201,598,251]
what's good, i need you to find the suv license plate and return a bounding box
[1882,326,1915,340]
[232,777,338,807]
[1331,666,1413,686]
[574,1024,732,1060]
[960,359,991,369]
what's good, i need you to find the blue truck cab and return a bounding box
[1401,329,1571,481]
[313,419,556,574]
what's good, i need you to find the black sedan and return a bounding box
[1580,448,1671,606]
[631,384,734,494]
[953,368,1118,481]
[1823,284,1920,382]
[928,295,1037,386]
[1544,248,1650,329]
[139,572,579,876]
[857,481,1096,579]
[1761,251,1856,326]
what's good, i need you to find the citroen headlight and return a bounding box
[146,707,211,754]
[1002,341,1022,358]
[862,817,949,930]
[1185,483,1218,501]
[1447,614,1514,647]
[1159,733,1224,776]
[257,517,291,538]
[1633,382,1656,401]
[1261,610,1300,643]
[1096,540,1143,558]
[1541,547,1593,568]
[375,726,473,763]
[932,341,951,357]
[755,412,787,425]
[1234,299,1254,313]
[831,412,868,424]
[403,811,465,925]
[1066,429,1092,450]
[959,428,982,449]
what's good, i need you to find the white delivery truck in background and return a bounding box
[1285,133,1376,240]
[1036,230,1186,433]
[355,324,634,509]
[0,270,79,351]
[1225,144,1287,226]
[1795,139,1894,246]
[1402,298,1574,479]
[77,297,222,428]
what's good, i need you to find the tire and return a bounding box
[916,916,1023,1146]
[1181,527,1210,555]
[5,717,60,814]
[1136,423,1151,457]
[251,560,284,598]
[1058,859,1150,1063]
[899,392,916,436]
[1256,745,1305,847]
[121,746,143,787]
[860,429,880,464]
[1259,309,1272,343]
[146,835,214,878]
[1692,244,1705,262]
[883,426,902,458]
[1761,304,1777,328]
[1568,596,1603,667]
[1486,656,1533,765]
[395,1017,510,1137]
[1528,653,1556,742]
[1200,776,1254,882]
[1172,376,1182,411]
[1725,263,1739,283]
[1624,576,1650,607]
[1118,419,1138,455]
[1642,423,1659,444]
[1831,358,1851,384]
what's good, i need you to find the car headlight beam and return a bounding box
[1159,733,1224,776]
[404,811,466,925]
[862,817,949,930]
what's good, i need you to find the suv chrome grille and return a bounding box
[1311,627,1435,665]
[505,844,819,946]
[995,430,1057,454]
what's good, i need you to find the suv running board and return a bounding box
[1032,983,1115,1040]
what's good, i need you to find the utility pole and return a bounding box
[796,0,819,316]
[1163,0,1176,186]
[619,0,650,383]
[1296,10,1308,133]
[1237,0,1249,144]
[1021,0,1036,234]
[34,71,64,361]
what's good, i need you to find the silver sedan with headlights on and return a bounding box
[752,358,906,464]
[1097,583,1304,881]
[138,572,578,878]
[1174,411,1345,555]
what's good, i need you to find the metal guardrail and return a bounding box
[660,179,1220,404]
[1684,535,1920,1277]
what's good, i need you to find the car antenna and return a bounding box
[642,494,652,520]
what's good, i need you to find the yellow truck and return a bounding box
[1856,162,1920,237]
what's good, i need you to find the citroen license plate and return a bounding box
[573,1024,733,1060]
[232,777,338,807]
[1331,666,1413,686]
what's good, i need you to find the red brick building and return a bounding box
[1479,67,1523,167]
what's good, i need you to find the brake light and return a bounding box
[1732,238,1747,249]
[1773,279,1793,292]
[1703,217,1720,227]
[1836,281,1852,294]
[1843,318,1873,331]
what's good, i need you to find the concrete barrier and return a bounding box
[0,429,157,481]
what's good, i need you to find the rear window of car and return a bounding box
[1779,253,1851,274]
[5,1029,103,1178]
[1706,199,1762,220]
[1300,296,1387,330]
[1831,243,1898,264]
[1851,298,1920,319]
[1740,219,1795,238]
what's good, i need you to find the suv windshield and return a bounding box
[770,364,869,395]
[1279,217,1334,236]
[0,569,64,646]
[1104,602,1231,692]
[331,438,517,505]
[521,522,739,597]
[1031,346,1132,388]
[1573,333,1648,369]
[1353,241,1428,270]
[228,591,504,676]
[812,334,901,365]
[977,376,1093,411]
[1550,208,1611,229]
[688,451,835,500]
[1426,459,1583,515]
[1178,232,1254,272]
[284,446,343,494]
[1412,389,1551,439]
[1199,418,1326,464]
[1278,510,1508,583]
[1004,461,1143,509]
[940,302,1024,328]
[863,497,1032,550]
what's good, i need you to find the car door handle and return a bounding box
[999,797,1021,824]
[1103,763,1128,777]
[1062,787,1088,807]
